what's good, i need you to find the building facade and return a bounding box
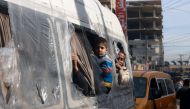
[126,0,163,70]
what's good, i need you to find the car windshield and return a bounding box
[133,77,147,98]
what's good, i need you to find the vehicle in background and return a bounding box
[133,71,177,109]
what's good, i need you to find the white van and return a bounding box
[0,0,134,108]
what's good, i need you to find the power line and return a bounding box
[164,37,190,43]
[163,0,181,9]
[163,0,190,10]
[163,7,190,13]
[163,32,190,37]
[164,35,190,41]
[164,45,190,47]
[164,35,190,43]
[164,33,190,43]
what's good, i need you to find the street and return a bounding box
[177,99,180,109]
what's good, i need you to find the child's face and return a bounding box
[95,43,107,56]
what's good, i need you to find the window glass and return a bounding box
[133,77,147,98]
[85,31,113,95]
[69,30,135,108]
[113,41,131,87]
[9,7,63,107]
[165,79,175,94]
[71,29,115,96]
[112,41,129,69]
[157,79,167,96]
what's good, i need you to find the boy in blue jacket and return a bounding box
[94,37,113,94]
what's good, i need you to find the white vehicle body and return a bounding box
[0,0,135,108]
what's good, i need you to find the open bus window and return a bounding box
[113,41,130,86]
[70,31,95,96]
[79,31,115,95]
[0,11,17,105]
[0,13,12,48]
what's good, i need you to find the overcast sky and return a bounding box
[162,0,190,62]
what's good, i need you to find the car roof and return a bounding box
[133,70,171,79]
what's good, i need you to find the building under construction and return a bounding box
[127,0,163,70]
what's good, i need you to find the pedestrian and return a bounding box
[176,79,190,109]
[175,78,183,92]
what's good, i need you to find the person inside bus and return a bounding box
[115,50,126,71]
[94,37,113,94]
[70,32,95,96]
[72,52,93,96]
[115,50,129,86]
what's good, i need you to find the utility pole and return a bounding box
[145,35,149,71]
[179,54,184,74]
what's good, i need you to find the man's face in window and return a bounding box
[117,52,125,66]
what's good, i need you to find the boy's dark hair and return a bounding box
[183,79,190,86]
[95,37,108,48]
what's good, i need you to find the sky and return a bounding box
[162,0,190,62]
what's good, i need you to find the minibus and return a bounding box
[133,71,177,109]
[0,0,134,108]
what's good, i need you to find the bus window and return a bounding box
[0,13,13,104]
[70,31,95,96]
[113,41,130,86]
[84,32,115,95]
[0,13,12,48]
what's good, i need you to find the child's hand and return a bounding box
[72,53,79,71]
[115,60,122,70]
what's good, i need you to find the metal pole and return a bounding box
[179,54,184,74]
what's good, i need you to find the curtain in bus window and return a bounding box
[0,13,12,47]
[71,32,95,95]
[59,31,98,109]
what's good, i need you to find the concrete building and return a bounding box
[126,0,163,70]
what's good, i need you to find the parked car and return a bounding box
[133,71,177,109]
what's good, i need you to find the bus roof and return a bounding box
[6,0,125,40]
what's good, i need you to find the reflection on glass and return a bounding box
[133,77,146,98]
